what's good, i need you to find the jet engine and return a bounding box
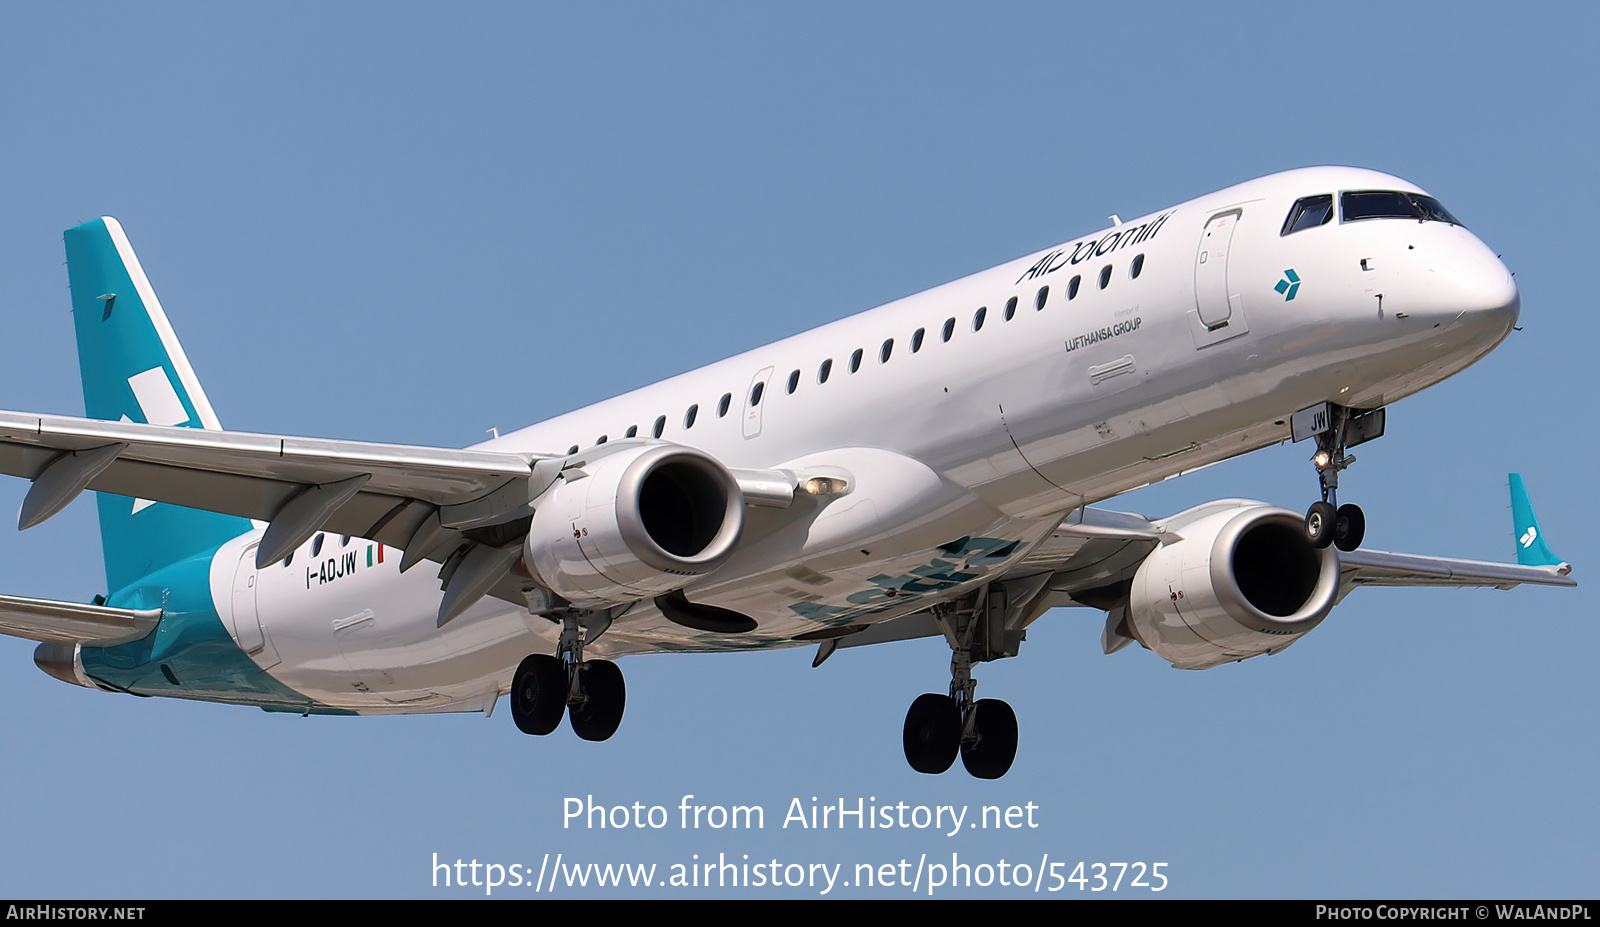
[523,444,744,607]
[1125,504,1340,670]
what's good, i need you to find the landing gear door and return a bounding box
[230,544,281,669]
[1190,208,1250,348]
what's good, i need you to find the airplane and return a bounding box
[0,166,1575,780]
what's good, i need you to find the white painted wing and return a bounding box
[1337,549,1577,597]
[0,409,542,553]
[835,507,1579,656]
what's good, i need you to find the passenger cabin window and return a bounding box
[1068,275,1081,299]
[1035,286,1049,311]
[912,327,925,352]
[625,425,638,438]
[787,369,800,394]
[973,306,987,331]
[750,382,764,406]
[684,404,698,429]
[718,393,732,417]
[1130,253,1145,279]
[880,338,893,363]
[1341,190,1462,226]
[1098,264,1112,289]
[818,358,833,383]
[568,444,580,455]
[942,317,956,342]
[850,348,864,373]
[1281,194,1334,235]
[651,417,665,439]
[1004,296,1018,321]
[596,434,608,445]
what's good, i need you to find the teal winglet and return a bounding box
[1509,473,1565,569]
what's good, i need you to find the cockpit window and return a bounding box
[1281,194,1334,236]
[1341,190,1463,227]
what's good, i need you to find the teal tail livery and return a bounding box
[1509,473,1569,571]
[0,170,1580,777]
[63,218,253,592]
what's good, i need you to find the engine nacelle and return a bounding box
[524,444,744,607]
[1126,504,1340,670]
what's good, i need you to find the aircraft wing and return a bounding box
[0,409,546,567]
[1015,490,1576,605]
[835,488,1574,660]
[1335,549,1576,595]
[0,593,161,645]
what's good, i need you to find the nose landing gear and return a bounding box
[1293,403,1384,552]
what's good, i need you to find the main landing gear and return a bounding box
[1296,403,1384,553]
[510,609,626,742]
[903,592,1023,779]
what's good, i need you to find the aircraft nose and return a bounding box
[1418,234,1520,341]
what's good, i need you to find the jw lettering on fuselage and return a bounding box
[1014,211,1172,284]
[304,543,387,589]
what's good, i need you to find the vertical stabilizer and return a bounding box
[1508,473,1565,569]
[63,218,252,592]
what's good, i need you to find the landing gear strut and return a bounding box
[902,590,1022,779]
[1297,403,1381,552]
[509,608,626,741]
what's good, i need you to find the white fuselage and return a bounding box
[215,166,1519,713]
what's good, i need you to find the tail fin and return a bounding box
[1509,473,1568,571]
[63,218,252,593]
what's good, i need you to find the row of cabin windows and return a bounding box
[563,252,1146,454]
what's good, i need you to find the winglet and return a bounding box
[1509,474,1570,573]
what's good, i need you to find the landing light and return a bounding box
[1313,450,1332,469]
[802,477,847,495]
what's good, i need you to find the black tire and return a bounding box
[1334,503,1366,552]
[569,659,626,742]
[902,693,961,774]
[510,654,566,736]
[1305,501,1337,549]
[960,698,1019,780]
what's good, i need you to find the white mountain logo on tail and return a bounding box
[124,367,191,514]
[1520,527,1537,548]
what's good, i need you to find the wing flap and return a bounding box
[0,593,161,645]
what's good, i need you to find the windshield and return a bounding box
[1341,190,1464,227]
[1281,194,1334,235]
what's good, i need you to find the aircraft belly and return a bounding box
[586,515,1062,655]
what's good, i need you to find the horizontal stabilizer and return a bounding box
[0,593,160,645]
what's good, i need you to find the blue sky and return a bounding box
[0,3,1594,898]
